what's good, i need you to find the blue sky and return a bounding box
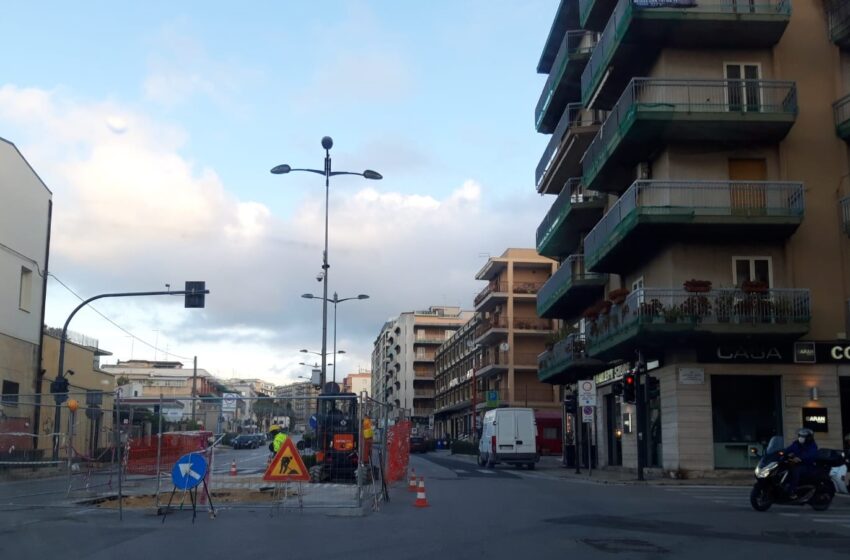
[0,1,557,383]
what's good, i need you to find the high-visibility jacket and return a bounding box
[362,418,374,440]
[273,432,288,453]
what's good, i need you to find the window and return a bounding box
[19,267,33,312]
[631,277,644,292]
[725,63,761,112]
[732,257,772,288]
[1,380,20,406]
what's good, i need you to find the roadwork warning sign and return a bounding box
[263,438,310,482]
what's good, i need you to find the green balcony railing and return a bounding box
[535,31,599,132]
[581,0,791,106]
[828,0,850,46]
[537,255,606,316]
[536,178,604,251]
[586,287,811,352]
[537,105,605,187]
[842,197,850,237]
[834,94,850,140]
[582,78,798,188]
[583,180,805,268]
[538,333,588,382]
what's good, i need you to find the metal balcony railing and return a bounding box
[833,93,850,138]
[538,334,588,376]
[537,254,605,312]
[474,282,509,306]
[586,287,811,348]
[583,78,798,186]
[536,105,606,187]
[828,0,850,44]
[583,180,805,265]
[475,316,552,338]
[842,197,850,237]
[536,179,604,250]
[581,0,791,105]
[535,31,599,130]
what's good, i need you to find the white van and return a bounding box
[477,408,538,469]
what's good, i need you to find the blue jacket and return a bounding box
[785,440,818,465]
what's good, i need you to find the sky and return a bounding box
[0,1,556,386]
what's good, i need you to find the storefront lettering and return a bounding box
[716,346,783,361]
[830,345,850,361]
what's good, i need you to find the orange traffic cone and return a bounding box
[414,477,429,508]
[229,459,237,476]
[408,469,417,492]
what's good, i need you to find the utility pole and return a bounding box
[636,350,646,482]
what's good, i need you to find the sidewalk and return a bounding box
[434,450,754,486]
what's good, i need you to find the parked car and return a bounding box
[231,435,259,449]
[410,436,428,453]
[478,407,538,469]
[251,434,267,447]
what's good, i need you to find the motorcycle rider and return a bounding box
[784,428,818,499]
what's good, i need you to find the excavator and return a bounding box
[307,383,361,482]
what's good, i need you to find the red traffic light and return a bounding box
[625,374,635,384]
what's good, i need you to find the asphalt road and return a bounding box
[4,452,850,559]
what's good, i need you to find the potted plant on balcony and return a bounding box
[639,298,664,322]
[608,288,630,305]
[662,305,684,324]
[742,280,769,294]
[681,294,712,323]
[773,296,792,324]
[715,291,734,323]
[683,279,712,293]
[571,337,586,356]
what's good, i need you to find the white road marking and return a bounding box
[453,469,469,474]
[476,469,496,475]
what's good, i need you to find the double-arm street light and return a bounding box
[303,293,369,384]
[271,136,381,390]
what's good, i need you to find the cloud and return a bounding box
[0,85,548,385]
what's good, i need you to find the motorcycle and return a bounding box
[750,435,845,512]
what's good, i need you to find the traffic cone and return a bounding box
[408,469,417,492]
[229,460,237,476]
[414,477,429,508]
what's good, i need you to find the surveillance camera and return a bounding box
[316,271,324,282]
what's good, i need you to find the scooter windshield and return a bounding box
[765,436,785,456]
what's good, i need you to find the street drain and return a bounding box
[580,538,670,554]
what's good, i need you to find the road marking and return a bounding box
[453,469,469,474]
[476,470,496,475]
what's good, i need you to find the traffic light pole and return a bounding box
[635,351,646,482]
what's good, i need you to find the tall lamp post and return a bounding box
[303,293,369,384]
[271,137,381,390]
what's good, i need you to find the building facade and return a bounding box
[434,316,479,439]
[343,371,372,396]
[275,381,320,432]
[534,0,850,475]
[371,306,474,429]
[0,138,52,420]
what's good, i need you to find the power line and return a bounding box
[48,273,192,361]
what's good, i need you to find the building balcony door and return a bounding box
[729,158,768,216]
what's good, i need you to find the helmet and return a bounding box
[797,428,815,444]
[269,425,281,434]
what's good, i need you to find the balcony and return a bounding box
[536,32,599,133]
[828,0,850,48]
[475,281,509,307]
[538,334,605,384]
[834,94,850,140]
[582,0,791,109]
[586,287,811,359]
[414,353,436,363]
[414,389,436,399]
[537,255,608,319]
[582,79,798,192]
[537,179,606,257]
[538,0,582,74]
[584,180,805,273]
[474,316,553,345]
[842,197,850,237]
[414,336,447,345]
[537,106,605,194]
[474,281,545,310]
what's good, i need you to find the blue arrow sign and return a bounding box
[309,414,318,430]
[171,453,208,490]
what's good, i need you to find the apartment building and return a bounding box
[371,306,474,429]
[275,381,320,432]
[343,371,372,396]
[533,0,850,475]
[434,316,479,439]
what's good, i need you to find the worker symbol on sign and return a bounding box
[263,437,310,482]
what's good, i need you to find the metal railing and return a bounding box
[475,316,553,337]
[474,282,509,306]
[536,31,599,130]
[583,180,805,264]
[536,179,604,249]
[834,93,850,137]
[414,352,436,361]
[413,390,436,398]
[586,287,811,348]
[581,0,791,105]
[537,105,606,186]
[583,78,798,186]
[414,336,447,344]
[537,254,605,312]
[842,197,850,237]
[538,334,588,376]
[828,0,850,43]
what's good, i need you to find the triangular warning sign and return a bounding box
[263,438,310,482]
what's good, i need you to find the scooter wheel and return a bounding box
[750,485,772,511]
[811,492,833,511]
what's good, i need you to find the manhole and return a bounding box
[580,538,670,554]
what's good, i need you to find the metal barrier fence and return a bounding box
[0,392,405,516]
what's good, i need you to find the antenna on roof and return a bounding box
[478,252,490,259]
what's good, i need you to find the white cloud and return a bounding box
[0,85,547,385]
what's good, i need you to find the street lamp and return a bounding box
[303,293,369,384]
[271,137,381,390]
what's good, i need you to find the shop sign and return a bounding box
[594,363,630,387]
[802,407,828,433]
[697,344,792,364]
[797,342,850,364]
[793,342,816,364]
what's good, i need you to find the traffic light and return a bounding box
[564,394,577,415]
[623,372,636,403]
[646,376,660,400]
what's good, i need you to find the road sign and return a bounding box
[578,379,597,407]
[582,406,594,423]
[309,414,318,430]
[171,453,208,490]
[222,393,238,412]
[263,437,310,482]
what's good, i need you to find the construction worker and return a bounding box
[362,416,374,465]
[268,425,288,454]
